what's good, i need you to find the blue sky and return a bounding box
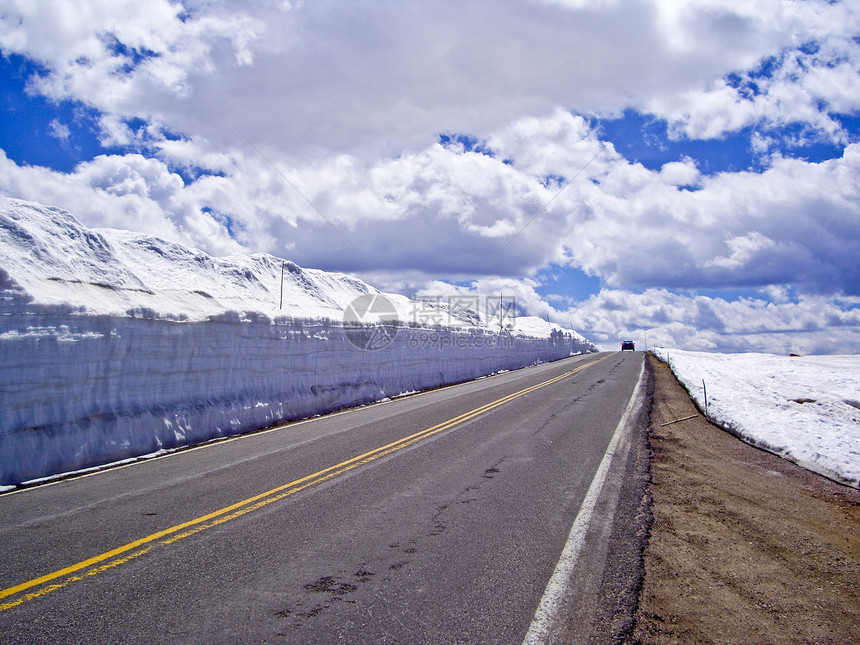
[1,0,859,354]
[595,109,849,175]
[0,55,101,172]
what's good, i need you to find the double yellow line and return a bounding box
[0,358,601,612]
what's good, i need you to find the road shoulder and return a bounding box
[633,353,860,644]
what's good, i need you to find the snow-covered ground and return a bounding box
[0,197,595,487]
[652,348,860,488]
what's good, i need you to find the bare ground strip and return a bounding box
[633,354,860,645]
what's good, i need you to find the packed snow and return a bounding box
[0,197,595,486]
[653,348,860,488]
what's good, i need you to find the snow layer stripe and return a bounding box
[0,357,604,611]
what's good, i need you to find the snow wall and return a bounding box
[1,312,590,485]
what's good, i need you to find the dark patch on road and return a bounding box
[303,575,357,596]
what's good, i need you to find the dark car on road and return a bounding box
[621,340,635,351]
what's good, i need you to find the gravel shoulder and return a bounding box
[633,353,860,644]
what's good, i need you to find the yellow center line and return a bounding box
[0,357,604,611]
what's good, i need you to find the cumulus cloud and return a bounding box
[564,143,860,296]
[408,278,860,355]
[564,288,860,355]
[2,0,855,157]
[1,0,858,353]
[647,37,860,143]
[0,0,261,105]
[0,149,243,255]
[1,108,858,321]
[47,119,70,141]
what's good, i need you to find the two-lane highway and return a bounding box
[0,351,646,643]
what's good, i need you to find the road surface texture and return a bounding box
[634,354,860,644]
[0,352,649,644]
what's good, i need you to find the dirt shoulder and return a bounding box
[633,354,860,644]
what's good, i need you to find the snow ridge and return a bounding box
[1,197,595,485]
[0,196,380,322]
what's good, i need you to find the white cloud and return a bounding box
[658,158,700,187]
[548,139,860,296]
[647,26,860,142]
[47,119,70,141]
[1,0,859,353]
[563,288,860,355]
[0,149,243,256]
[0,0,262,114]
[404,278,860,355]
[2,107,858,299]
[704,231,776,270]
[3,0,855,158]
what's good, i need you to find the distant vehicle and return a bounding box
[621,340,635,351]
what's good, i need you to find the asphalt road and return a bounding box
[0,351,647,644]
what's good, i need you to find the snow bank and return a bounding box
[652,348,860,488]
[0,197,594,485]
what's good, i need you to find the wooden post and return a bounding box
[279,260,285,310]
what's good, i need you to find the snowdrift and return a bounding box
[0,197,594,485]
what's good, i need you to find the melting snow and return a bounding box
[653,348,860,488]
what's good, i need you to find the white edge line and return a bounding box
[522,359,646,644]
